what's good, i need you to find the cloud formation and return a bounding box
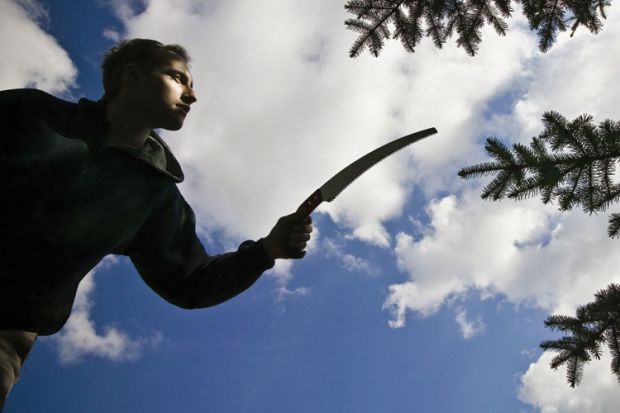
[50,257,162,364]
[0,0,76,92]
[455,308,485,340]
[323,237,378,275]
[519,351,620,412]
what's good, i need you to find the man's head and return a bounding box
[101,39,197,130]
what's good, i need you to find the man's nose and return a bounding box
[183,87,197,104]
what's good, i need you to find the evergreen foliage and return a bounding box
[458,114,620,386]
[458,112,620,237]
[345,0,611,57]
[540,284,620,387]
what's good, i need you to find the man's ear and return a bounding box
[120,63,143,90]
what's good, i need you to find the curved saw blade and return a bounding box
[296,127,437,216]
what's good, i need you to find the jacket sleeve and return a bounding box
[129,185,275,309]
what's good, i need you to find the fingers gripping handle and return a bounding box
[283,189,322,259]
[296,189,323,217]
[288,244,306,259]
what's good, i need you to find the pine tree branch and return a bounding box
[609,214,620,238]
[346,0,609,57]
[541,0,565,52]
[598,0,610,18]
[459,113,620,232]
[544,314,583,333]
[346,0,406,57]
[607,323,620,384]
[493,0,512,17]
[557,168,583,210]
[457,0,486,56]
[460,150,620,181]
[566,355,585,387]
[425,6,446,48]
[484,2,510,35]
[394,3,423,52]
[540,284,620,387]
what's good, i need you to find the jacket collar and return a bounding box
[77,97,185,183]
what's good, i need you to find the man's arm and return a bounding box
[128,185,312,308]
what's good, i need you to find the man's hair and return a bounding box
[101,38,191,101]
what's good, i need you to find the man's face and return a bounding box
[133,51,197,131]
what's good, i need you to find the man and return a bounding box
[0,38,312,409]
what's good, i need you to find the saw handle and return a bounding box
[280,189,323,258]
[296,189,323,217]
[281,189,322,259]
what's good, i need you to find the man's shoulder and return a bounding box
[0,87,63,102]
[0,88,75,115]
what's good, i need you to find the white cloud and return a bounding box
[384,192,552,325]
[323,237,378,275]
[518,351,620,412]
[272,285,311,303]
[14,0,49,22]
[455,308,485,340]
[268,258,312,303]
[512,13,620,128]
[102,27,122,42]
[521,348,538,360]
[49,257,162,364]
[0,0,76,92]
[384,190,620,326]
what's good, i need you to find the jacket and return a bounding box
[0,88,275,335]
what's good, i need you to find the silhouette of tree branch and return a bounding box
[345,0,611,57]
[458,112,620,237]
[540,284,620,386]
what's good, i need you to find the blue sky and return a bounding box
[2,1,620,412]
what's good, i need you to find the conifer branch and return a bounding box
[609,214,620,238]
[458,112,620,235]
[345,0,611,57]
[425,10,446,48]
[346,0,406,57]
[539,284,620,387]
[608,323,620,383]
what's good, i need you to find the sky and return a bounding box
[2,0,620,412]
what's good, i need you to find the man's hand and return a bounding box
[262,212,313,260]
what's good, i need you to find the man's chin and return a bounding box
[159,118,185,131]
[162,124,183,131]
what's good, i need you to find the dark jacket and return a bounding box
[0,88,275,335]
